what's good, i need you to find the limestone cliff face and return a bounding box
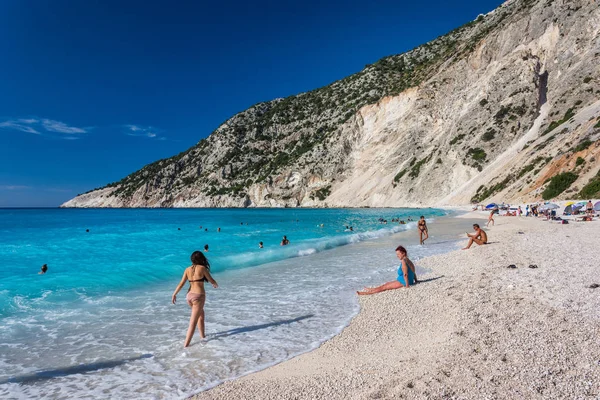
[63,0,600,208]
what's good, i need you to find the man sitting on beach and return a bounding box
[462,224,488,250]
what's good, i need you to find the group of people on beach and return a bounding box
[171,214,489,347]
[171,215,432,345]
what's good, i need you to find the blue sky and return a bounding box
[0,0,504,207]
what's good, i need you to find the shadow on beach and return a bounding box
[1,354,153,385]
[208,314,314,341]
[417,275,444,284]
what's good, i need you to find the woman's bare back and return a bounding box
[187,265,208,294]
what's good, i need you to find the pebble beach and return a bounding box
[192,210,600,399]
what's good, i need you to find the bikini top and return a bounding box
[188,264,208,282]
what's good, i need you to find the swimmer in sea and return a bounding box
[203,244,209,252]
[418,216,429,245]
[172,251,218,347]
[39,264,48,274]
[259,241,264,249]
[280,236,290,246]
[357,245,418,295]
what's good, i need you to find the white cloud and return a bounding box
[41,119,87,134]
[0,121,41,134]
[17,118,39,124]
[0,185,32,190]
[125,124,143,132]
[0,117,87,137]
[124,124,163,139]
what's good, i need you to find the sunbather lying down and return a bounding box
[577,216,594,222]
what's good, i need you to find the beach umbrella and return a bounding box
[565,201,575,206]
[563,205,573,214]
[540,203,559,210]
[572,203,585,210]
[594,201,600,211]
[485,203,496,209]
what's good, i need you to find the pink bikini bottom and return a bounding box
[186,292,205,306]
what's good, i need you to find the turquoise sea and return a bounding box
[0,208,453,399]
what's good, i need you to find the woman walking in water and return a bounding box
[417,216,429,245]
[357,245,417,295]
[172,251,218,347]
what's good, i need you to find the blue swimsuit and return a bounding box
[397,263,415,286]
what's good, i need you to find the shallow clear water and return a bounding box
[0,208,454,399]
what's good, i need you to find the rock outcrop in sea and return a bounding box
[62,0,600,208]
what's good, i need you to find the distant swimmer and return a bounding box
[259,241,264,249]
[86,229,90,233]
[178,228,181,231]
[280,236,290,246]
[357,245,418,295]
[171,251,218,347]
[205,228,208,232]
[217,227,221,232]
[418,216,429,245]
[204,244,209,252]
[462,224,488,250]
[349,226,353,231]
[39,264,48,274]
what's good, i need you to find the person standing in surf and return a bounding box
[172,251,218,347]
[357,245,418,295]
[486,209,495,227]
[417,216,429,245]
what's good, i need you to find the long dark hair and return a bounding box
[395,245,407,255]
[191,251,210,269]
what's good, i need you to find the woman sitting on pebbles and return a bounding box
[357,245,417,295]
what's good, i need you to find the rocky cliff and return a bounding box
[62,0,600,208]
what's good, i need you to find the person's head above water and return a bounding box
[395,245,407,259]
[203,244,209,251]
[191,251,210,268]
[40,264,48,273]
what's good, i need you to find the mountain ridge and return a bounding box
[63,0,600,208]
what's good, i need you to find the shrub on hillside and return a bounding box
[542,172,578,200]
[468,148,487,161]
[481,129,496,142]
[578,170,600,199]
